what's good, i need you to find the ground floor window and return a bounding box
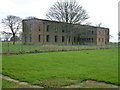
[62,36,65,42]
[69,36,71,42]
[25,34,27,42]
[30,34,32,42]
[38,35,40,42]
[102,38,104,42]
[55,36,58,42]
[46,35,50,42]
[99,38,100,42]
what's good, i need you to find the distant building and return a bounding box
[22,18,109,45]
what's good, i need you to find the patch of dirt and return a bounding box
[84,80,119,88]
[0,74,43,88]
[63,79,120,88]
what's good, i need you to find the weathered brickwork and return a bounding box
[22,19,109,45]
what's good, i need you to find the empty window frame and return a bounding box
[55,36,58,42]
[46,25,50,32]
[98,31,100,35]
[102,38,104,42]
[30,34,32,42]
[38,34,40,42]
[62,29,65,32]
[102,31,104,35]
[62,36,65,42]
[24,34,27,42]
[46,35,50,42]
[38,24,41,31]
[30,24,32,31]
[92,31,94,34]
[99,38,100,42]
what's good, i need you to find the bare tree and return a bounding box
[46,0,89,45]
[1,15,22,44]
[46,0,89,24]
[1,31,12,41]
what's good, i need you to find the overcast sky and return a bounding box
[0,0,119,42]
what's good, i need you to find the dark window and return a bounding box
[55,36,58,42]
[46,35,50,42]
[62,36,65,42]
[88,38,90,41]
[46,25,50,32]
[74,37,76,42]
[92,38,94,42]
[62,29,64,32]
[69,36,71,42]
[38,24,41,31]
[92,31,94,34]
[30,34,32,42]
[38,35,40,42]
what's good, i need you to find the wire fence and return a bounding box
[1,41,119,54]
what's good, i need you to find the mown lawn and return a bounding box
[2,48,118,88]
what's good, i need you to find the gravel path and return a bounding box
[0,74,44,88]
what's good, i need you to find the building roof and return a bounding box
[22,18,109,30]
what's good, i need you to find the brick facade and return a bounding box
[22,18,109,45]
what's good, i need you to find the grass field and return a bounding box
[2,41,118,53]
[2,48,118,88]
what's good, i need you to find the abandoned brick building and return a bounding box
[22,18,109,45]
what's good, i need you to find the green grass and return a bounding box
[2,79,31,88]
[2,48,118,88]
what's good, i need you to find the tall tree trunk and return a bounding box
[13,33,15,45]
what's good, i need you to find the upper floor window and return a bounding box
[55,28,58,32]
[92,31,94,34]
[30,24,32,31]
[38,24,41,31]
[46,25,50,32]
[102,31,104,35]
